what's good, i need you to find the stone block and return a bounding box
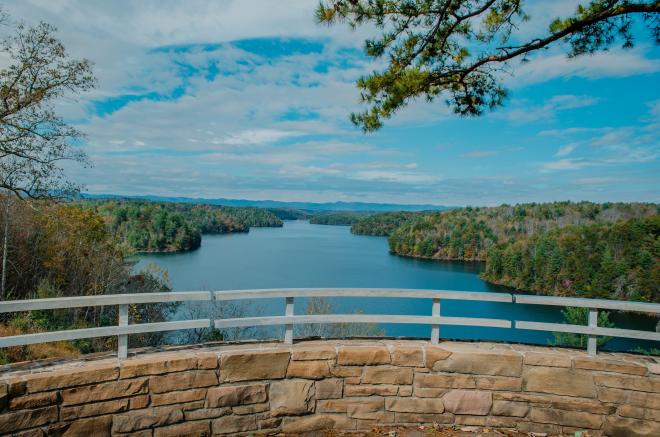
[185,407,231,421]
[337,346,390,365]
[258,416,282,430]
[329,366,362,377]
[517,421,561,435]
[549,396,616,415]
[595,373,660,393]
[270,379,315,416]
[315,378,343,399]
[604,416,660,437]
[287,360,331,379]
[574,357,648,375]
[61,378,148,406]
[120,355,197,379]
[195,353,219,369]
[618,405,645,419]
[398,386,412,396]
[523,366,595,397]
[346,397,385,420]
[598,387,660,409]
[150,370,217,393]
[442,390,492,415]
[220,351,290,382]
[58,416,112,437]
[61,398,129,420]
[0,406,58,434]
[362,367,413,385]
[475,376,522,391]
[434,351,522,377]
[130,394,150,409]
[9,391,57,410]
[154,421,210,437]
[645,408,660,421]
[491,400,528,417]
[212,415,256,434]
[486,416,519,427]
[282,414,355,433]
[152,388,207,407]
[523,352,572,368]
[317,399,349,413]
[385,397,444,413]
[291,346,336,361]
[494,391,614,414]
[528,407,602,429]
[206,384,267,408]
[425,347,452,368]
[413,387,447,398]
[0,384,6,410]
[394,412,453,424]
[25,363,118,393]
[391,346,424,367]
[344,384,398,396]
[112,405,184,433]
[232,402,268,415]
[415,373,475,389]
[454,415,487,426]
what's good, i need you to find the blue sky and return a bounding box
[5,0,659,205]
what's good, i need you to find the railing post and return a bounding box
[118,303,128,359]
[431,298,440,344]
[284,297,294,344]
[587,307,598,356]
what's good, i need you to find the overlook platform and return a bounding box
[0,339,659,437]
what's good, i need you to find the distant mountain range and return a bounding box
[82,194,452,212]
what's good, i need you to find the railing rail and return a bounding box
[0,288,658,359]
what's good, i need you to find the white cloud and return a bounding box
[221,129,304,145]
[497,94,598,123]
[2,1,658,204]
[555,143,578,157]
[541,159,590,172]
[513,47,660,86]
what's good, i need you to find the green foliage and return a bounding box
[0,199,179,362]
[310,212,371,226]
[268,208,311,220]
[388,201,656,262]
[629,346,660,356]
[82,199,283,253]
[552,307,614,348]
[351,211,421,236]
[483,216,660,302]
[316,0,659,131]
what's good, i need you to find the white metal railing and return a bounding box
[0,289,658,359]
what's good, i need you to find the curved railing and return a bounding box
[0,288,658,359]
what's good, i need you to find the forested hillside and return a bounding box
[482,216,659,302]
[310,212,370,225]
[83,199,283,252]
[388,202,657,261]
[0,199,177,363]
[351,211,421,236]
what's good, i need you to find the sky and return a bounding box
[3,0,659,206]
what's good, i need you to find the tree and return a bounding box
[0,12,95,299]
[316,0,660,131]
[0,15,95,198]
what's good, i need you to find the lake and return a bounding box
[136,220,656,352]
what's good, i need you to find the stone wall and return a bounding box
[0,340,659,436]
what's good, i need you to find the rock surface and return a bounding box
[0,340,657,435]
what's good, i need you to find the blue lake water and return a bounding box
[135,220,656,352]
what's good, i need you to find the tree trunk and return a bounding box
[1,196,10,300]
